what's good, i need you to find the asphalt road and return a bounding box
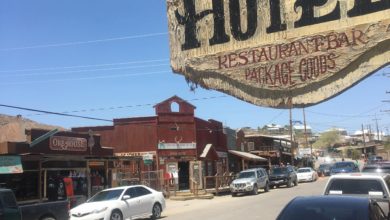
[161,176,329,220]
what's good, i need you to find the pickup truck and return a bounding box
[0,188,69,220]
[323,173,390,217]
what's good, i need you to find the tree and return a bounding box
[312,130,342,149]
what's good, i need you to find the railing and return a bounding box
[203,173,236,195]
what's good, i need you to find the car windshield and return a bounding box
[238,171,255,179]
[87,189,124,202]
[326,179,385,195]
[333,162,354,168]
[298,169,310,173]
[319,164,331,169]
[271,167,288,174]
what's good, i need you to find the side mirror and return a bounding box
[122,195,131,200]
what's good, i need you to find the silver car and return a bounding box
[230,168,270,196]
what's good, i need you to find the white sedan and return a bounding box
[297,167,318,182]
[70,185,166,220]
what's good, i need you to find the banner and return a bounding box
[167,0,390,108]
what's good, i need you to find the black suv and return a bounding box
[269,165,298,188]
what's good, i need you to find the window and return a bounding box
[327,179,385,195]
[247,142,254,151]
[170,102,179,112]
[1,191,18,208]
[136,186,152,196]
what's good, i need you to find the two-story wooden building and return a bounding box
[72,96,229,191]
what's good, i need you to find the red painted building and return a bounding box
[72,96,228,190]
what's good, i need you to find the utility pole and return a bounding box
[289,98,294,166]
[303,108,310,157]
[362,124,366,155]
[373,114,381,141]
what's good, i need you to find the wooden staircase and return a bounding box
[168,190,214,201]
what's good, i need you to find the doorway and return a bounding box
[178,161,189,190]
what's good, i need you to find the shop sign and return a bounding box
[217,151,228,158]
[50,136,87,152]
[158,142,196,150]
[0,156,23,174]
[114,151,156,157]
[167,0,390,108]
[299,148,312,155]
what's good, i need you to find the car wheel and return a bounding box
[294,179,298,186]
[151,203,162,220]
[252,185,258,195]
[110,210,123,220]
[287,179,292,188]
[41,217,56,220]
[264,182,269,192]
[231,192,237,197]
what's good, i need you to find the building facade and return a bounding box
[72,96,228,190]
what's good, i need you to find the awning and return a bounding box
[200,144,219,159]
[200,144,212,158]
[228,150,267,162]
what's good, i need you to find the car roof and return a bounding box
[298,167,312,169]
[329,172,389,180]
[291,195,370,205]
[241,168,264,172]
[277,196,374,220]
[101,185,148,191]
[333,161,355,164]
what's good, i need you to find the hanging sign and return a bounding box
[0,156,23,174]
[167,0,390,108]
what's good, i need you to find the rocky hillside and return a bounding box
[0,114,65,143]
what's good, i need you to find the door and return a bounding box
[122,187,143,218]
[0,191,22,220]
[133,186,154,216]
[166,162,178,190]
[190,161,203,190]
[178,162,190,190]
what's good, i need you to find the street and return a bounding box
[161,177,329,220]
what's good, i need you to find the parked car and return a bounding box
[362,161,390,174]
[323,173,390,217]
[276,196,388,220]
[317,163,332,176]
[296,167,318,182]
[70,185,165,220]
[0,188,22,220]
[229,168,269,196]
[269,165,298,188]
[0,188,69,220]
[368,155,384,164]
[330,161,360,175]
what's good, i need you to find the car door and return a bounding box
[132,186,154,216]
[257,170,266,188]
[122,187,143,219]
[0,191,22,220]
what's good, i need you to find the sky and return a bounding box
[0,0,389,135]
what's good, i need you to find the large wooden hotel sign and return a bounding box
[167,0,390,108]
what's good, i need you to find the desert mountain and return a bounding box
[0,114,65,143]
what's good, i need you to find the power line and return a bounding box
[0,63,170,78]
[26,95,229,117]
[0,104,112,122]
[0,58,169,73]
[0,32,168,51]
[0,70,171,85]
